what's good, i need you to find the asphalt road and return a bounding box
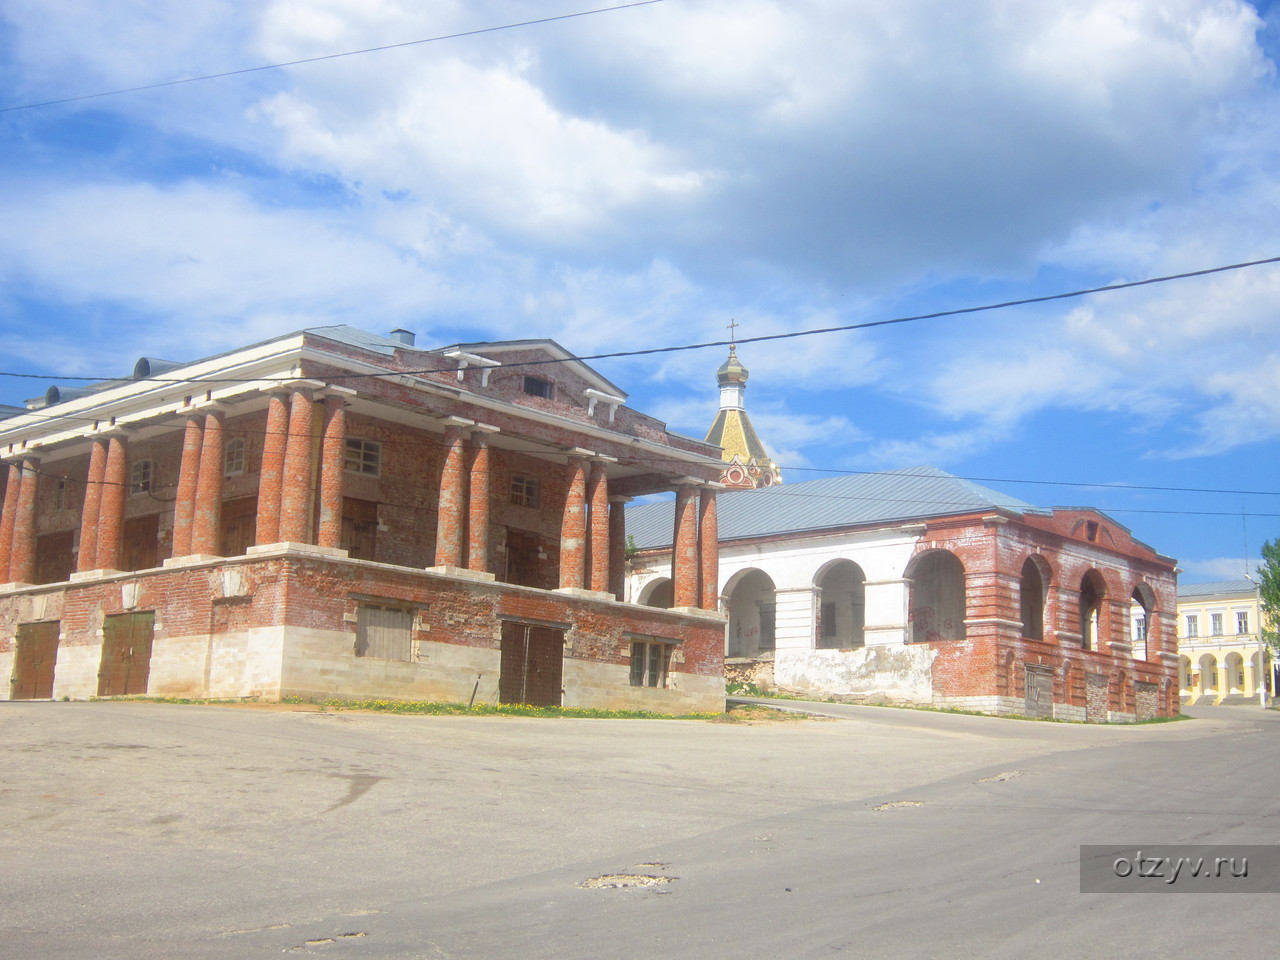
[3,699,1276,959]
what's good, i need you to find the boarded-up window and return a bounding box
[355,603,414,661]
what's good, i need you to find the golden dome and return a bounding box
[716,345,749,386]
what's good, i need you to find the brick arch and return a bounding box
[905,549,966,644]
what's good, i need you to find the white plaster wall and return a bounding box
[208,626,287,699]
[51,643,102,700]
[0,650,12,699]
[148,633,212,698]
[280,629,501,704]
[561,658,724,714]
[773,646,936,703]
[629,529,922,655]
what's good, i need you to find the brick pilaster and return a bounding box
[7,458,39,583]
[190,409,225,555]
[466,429,495,573]
[698,487,719,612]
[255,391,289,544]
[672,483,699,608]
[587,461,610,593]
[608,495,631,601]
[435,424,468,567]
[0,460,23,581]
[316,395,347,549]
[559,456,588,589]
[279,388,316,543]
[95,435,128,571]
[170,416,203,557]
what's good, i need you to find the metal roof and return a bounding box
[626,465,1045,549]
[1177,579,1258,599]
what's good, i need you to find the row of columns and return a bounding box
[672,482,718,612]
[0,387,721,617]
[0,457,40,584]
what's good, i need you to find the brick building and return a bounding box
[626,346,1180,721]
[0,326,726,712]
[628,467,1180,721]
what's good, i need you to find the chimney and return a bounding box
[390,328,415,346]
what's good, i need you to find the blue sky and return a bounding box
[1,0,1278,583]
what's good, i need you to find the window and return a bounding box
[820,601,837,639]
[224,437,246,476]
[510,475,540,508]
[1238,611,1250,635]
[129,459,153,495]
[759,603,776,651]
[1211,612,1223,636]
[344,438,381,477]
[52,477,67,511]
[629,640,671,688]
[354,603,414,661]
[523,376,553,399]
[1186,615,1199,638]
[1133,616,1147,643]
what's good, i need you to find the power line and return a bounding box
[3,253,1279,387]
[0,1,670,114]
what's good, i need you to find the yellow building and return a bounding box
[1176,580,1270,704]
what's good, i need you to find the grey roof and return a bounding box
[626,465,1045,549]
[307,324,412,356]
[1178,580,1257,599]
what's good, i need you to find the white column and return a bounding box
[863,578,911,647]
[774,587,820,652]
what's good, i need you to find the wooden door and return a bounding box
[219,496,258,557]
[11,621,60,699]
[1024,664,1053,719]
[34,531,74,584]
[342,498,378,561]
[122,514,159,571]
[499,621,564,707]
[97,612,155,697]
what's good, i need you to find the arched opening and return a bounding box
[1224,652,1245,695]
[1019,557,1047,641]
[815,559,866,650]
[1130,583,1155,661]
[638,578,673,609]
[1197,653,1218,698]
[1079,571,1106,651]
[908,550,966,644]
[1178,655,1193,695]
[725,569,777,658]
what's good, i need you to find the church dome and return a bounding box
[716,346,749,386]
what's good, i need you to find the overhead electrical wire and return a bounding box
[2,253,1279,387]
[0,0,671,114]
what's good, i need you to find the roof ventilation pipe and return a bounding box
[134,357,184,380]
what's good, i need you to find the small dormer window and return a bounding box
[523,376,553,399]
[129,459,153,496]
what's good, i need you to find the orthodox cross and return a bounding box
[726,317,739,344]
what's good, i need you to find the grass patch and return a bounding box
[278,697,723,720]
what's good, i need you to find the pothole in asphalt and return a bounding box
[578,874,676,889]
[873,800,924,810]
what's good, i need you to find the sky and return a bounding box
[1,0,1279,584]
